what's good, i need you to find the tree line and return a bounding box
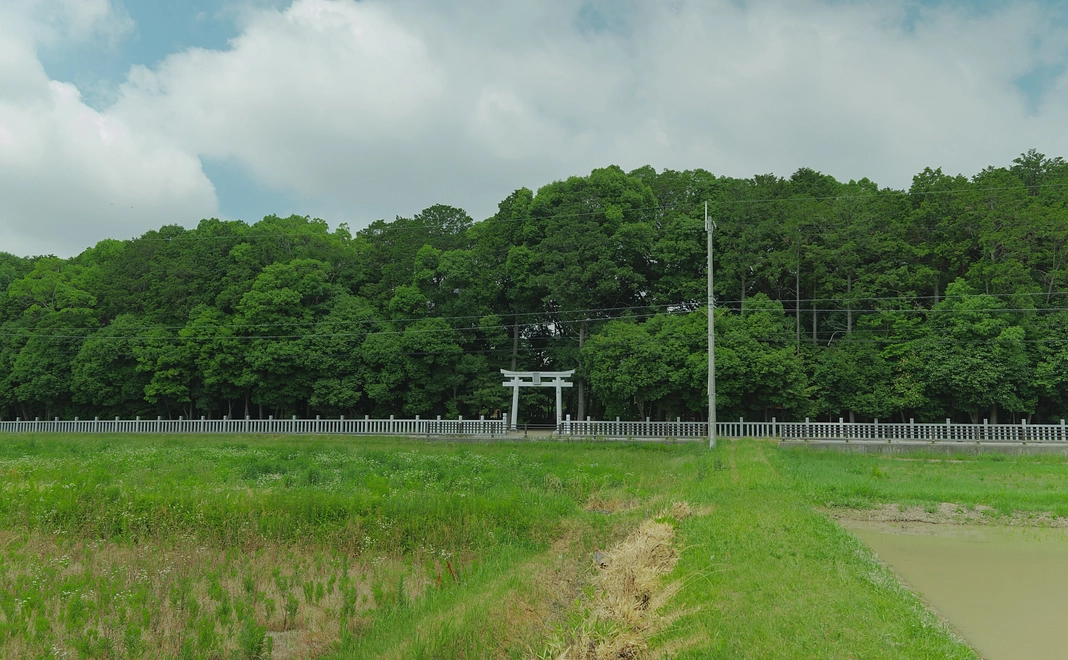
[2,149,1068,424]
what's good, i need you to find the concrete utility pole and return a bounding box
[706,202,717,449]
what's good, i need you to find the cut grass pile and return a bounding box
[544,507,686,659]
[4,435,1068,658]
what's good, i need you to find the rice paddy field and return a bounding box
[2,434,1068,659]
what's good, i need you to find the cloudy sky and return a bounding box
[1,0,1066,257]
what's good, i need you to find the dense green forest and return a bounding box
[2,150,1068,425]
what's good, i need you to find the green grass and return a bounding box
[6,434,1068,658]
[776,447,1068,515]
[647,441,977,659]
[0,435,610,551]
[0,435,682,658]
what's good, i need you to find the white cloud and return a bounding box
[117,1,446,192]
[4,0,1068,257]
[22,0,133,47]
[0,1,217,257]
[110,0,1068,231]
[0,80,217,256]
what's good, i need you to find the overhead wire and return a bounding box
[7,288,1068,336]
[7,306,1068,345]
[7,297,1068,342]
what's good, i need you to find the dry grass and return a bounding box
[546,504,690,660]
[668,501,692,521]
[584,494,640,515]
[828,501,1068,528]
[0,530,427,659]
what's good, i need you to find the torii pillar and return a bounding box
[500,369,575,430]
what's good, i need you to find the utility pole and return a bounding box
[706,202,716,449]
[796,232,801,350]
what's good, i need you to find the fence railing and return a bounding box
[561,419,708,439]
[777,418,1068,443]
[559,415,1068,443]
[0,415,508,437]
[559,416,783,439]
[2,414,1066,443]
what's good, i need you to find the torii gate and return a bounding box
[500,369,575,430]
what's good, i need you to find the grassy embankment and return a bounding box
[776,447,1068,516]
[4,435,1068,658]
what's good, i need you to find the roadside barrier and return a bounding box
[0,414,507,437]
[2,414,1066,443]
[559,415,1068,443]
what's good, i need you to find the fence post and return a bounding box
[30,415,1053,442]
[1062,419,1066,443]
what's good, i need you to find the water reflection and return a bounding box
[842,520,1068,660]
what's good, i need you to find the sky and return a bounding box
[1,0,1067,258]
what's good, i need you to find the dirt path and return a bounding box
[830,502,1068,528]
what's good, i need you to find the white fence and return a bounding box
[559,416,784,440]
[777,417,1068,444]
[561,419,707,439]
[559,415,1068,443]
[2,414,1067,444]
[0,415,507,437]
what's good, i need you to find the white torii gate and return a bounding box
[500,369,575,430]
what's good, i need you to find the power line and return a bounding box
[8,287,1068,335]
[10,301,1068,341]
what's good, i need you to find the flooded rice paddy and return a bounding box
[843,520,1068,659]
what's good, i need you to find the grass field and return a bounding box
[2,435,1067,658]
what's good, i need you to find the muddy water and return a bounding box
[842,520,1068,659]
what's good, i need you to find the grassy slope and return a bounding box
[776,446,1068,515]
[657,441,976,659]
[5,434,1054,658]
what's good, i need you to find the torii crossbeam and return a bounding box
[500,369,575,430]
